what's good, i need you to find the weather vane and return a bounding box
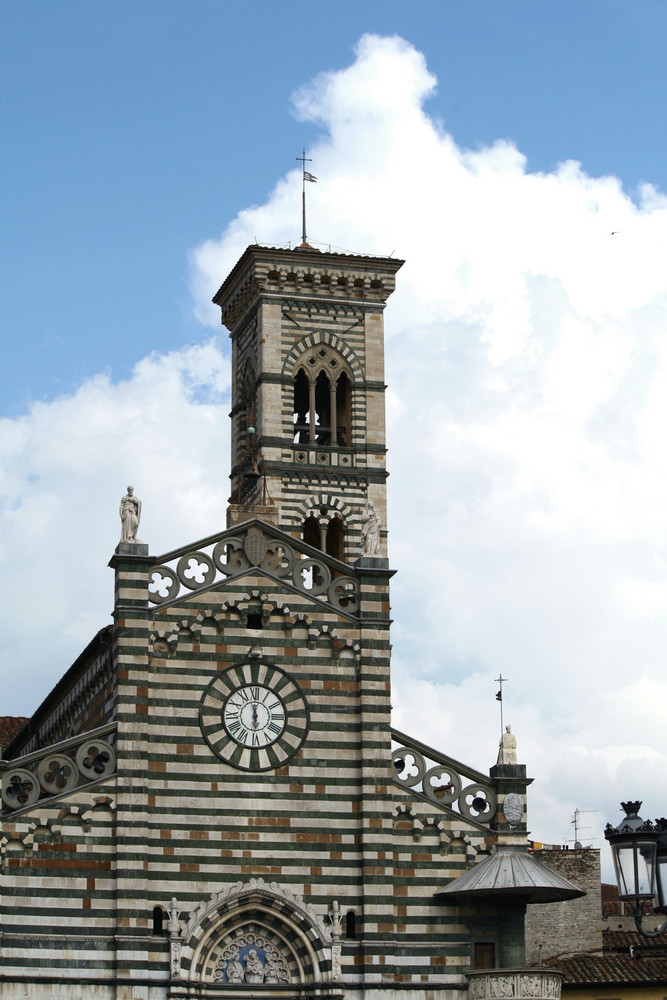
[495,674,507,735]
[297,149,317,246]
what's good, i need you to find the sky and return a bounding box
[2,1,667,879]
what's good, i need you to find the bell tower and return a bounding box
[213,245,403,561]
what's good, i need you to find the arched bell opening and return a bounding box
[290,344,353,448]
[335,372,351,447]
[293,368,309,444]
[314,371,331,445]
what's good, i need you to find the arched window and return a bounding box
[246,605,262,630]
[345,909,357,939]
[238,363,257,457]
[291,346,352,446]
[303,515,320,550]
[152,905,164,935]
[242,367,255,424]
[326,518,345,561]
[302,513,346,562]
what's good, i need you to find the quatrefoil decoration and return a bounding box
[37,754,78,794]
[177,551,216,588]
[149,568,178,602]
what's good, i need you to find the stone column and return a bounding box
[107,541,153,977]
[489,760,534,969]
[497,899,528,967]
[353,556,395,980]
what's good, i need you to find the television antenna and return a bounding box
[568,808,598,848]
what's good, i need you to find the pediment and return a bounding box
[147,518,360,618]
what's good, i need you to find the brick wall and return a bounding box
[525,848,601,962]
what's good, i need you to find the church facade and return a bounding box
[1,245,571,1000]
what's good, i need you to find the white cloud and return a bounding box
[190,33,667,852]
[0,343,231,707]
[2,35,666,872]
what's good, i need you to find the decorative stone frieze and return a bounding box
[467,969,563,1000]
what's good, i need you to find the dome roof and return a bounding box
[434,849,586,904]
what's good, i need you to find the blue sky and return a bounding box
[1,3,667,862]
[2,0,665,411]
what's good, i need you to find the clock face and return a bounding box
[223,684,285,747]
[200,662,309,772]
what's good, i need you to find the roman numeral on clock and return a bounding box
[227,719,248,743]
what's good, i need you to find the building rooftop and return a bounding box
[541,925,667,987]
[602,927,667,951]
[0,716,29,750]
[552,951,667,986]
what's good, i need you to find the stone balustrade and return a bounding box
[1,723,116,816]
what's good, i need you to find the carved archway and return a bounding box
[177,878,332,988]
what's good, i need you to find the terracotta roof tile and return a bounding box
[601,882,619,903]
[603,927,667,951]
[0,716,29,749]
[550,953,667,985]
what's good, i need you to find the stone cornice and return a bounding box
[213,245,403,333]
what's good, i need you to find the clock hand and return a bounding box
[252,704,259,729]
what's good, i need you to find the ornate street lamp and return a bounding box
[604,801,667,937]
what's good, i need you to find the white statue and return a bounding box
[264,955,281,984]
[225,957,244,983]
[119,486,142,543]
[329,899,343,941]
[360,499,380,556]
[497,724,518,765]
[167,897,180,937]
[244,949,265,983]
